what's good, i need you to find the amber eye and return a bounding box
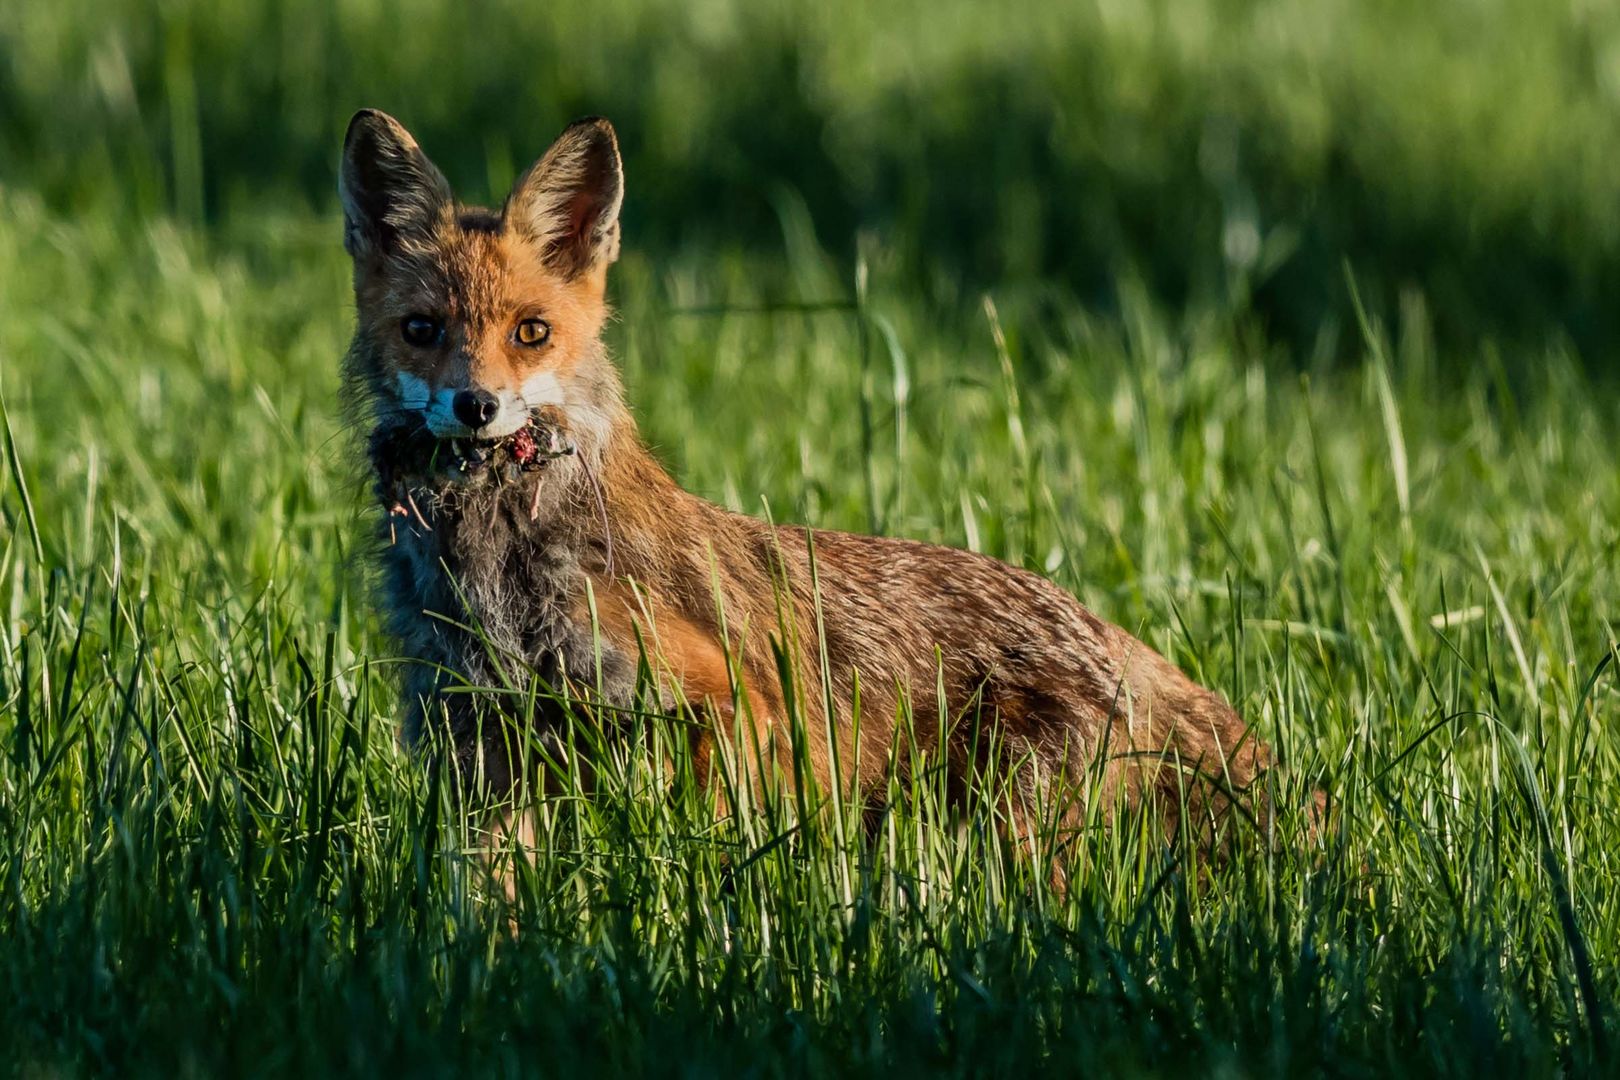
[514,318,551,347]
[400,315,442,347]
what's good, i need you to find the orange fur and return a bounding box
[341,110,1285,869]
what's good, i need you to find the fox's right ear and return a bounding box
[338,109,453,259]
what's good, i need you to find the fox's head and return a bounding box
[340,109,625,460]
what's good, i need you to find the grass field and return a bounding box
[3,0,1620,1074]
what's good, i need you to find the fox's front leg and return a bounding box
[576,577,790,819]
[402,666,539,806]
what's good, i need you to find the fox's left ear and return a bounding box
[506,117,623,279]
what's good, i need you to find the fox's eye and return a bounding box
[514,318,551,347]
[401,315,442,347]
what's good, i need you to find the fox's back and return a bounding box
[681,503,1261,802]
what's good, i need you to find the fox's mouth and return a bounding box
[431,419,576,480]
[371,410,576,489]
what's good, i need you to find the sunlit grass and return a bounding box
[0,173,1616,1073]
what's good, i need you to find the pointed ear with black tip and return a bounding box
[505,117,624,279]
[338,109,453,259]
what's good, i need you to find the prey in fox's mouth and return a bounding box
[372,410,575,484]
[371,410,577,530]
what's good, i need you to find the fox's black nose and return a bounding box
[452,388,500,429]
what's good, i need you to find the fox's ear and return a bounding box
[338,109,452,259]
[506,117,623,279]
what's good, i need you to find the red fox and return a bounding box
[339,110,1279,862]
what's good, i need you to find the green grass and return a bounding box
[3,0,1620,1074]
[7,0,1620,353]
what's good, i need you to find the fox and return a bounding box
[339,109,1281,870]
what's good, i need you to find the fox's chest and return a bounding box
[376,485,605,686]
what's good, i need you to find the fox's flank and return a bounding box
[339,109,1286,867]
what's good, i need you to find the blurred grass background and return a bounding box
[7,0,1620,356]
[3,0,1620,1074]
